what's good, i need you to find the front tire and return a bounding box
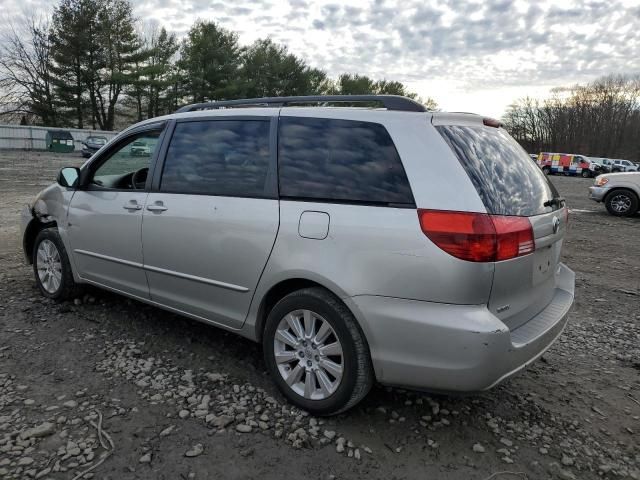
[605,189,639,217]
[33,228,80,301]
[263,287,373,416]
[581,169,591,178]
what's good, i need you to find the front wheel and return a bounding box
[605,189,639,217]
[263,287,373,416]
[33,228,81,301]
[542,166,550,175]
[581,170,591,178]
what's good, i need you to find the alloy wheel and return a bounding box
[36,239,62,294]
[610,194,631,213]
[273,309,344,400]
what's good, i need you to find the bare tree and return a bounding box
[503,75,640,161]
[0,15,57,125]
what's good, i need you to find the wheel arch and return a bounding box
[23,218,58,264]
[250,275,360,343]
[605,187,639,203]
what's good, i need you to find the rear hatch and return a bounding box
[434,115,567,330]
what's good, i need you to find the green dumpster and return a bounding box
[46,130,75,153]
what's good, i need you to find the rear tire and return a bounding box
[32,228,81,301]
[542,166,550,175]
[605,189,639,217]
[263,287,374,416]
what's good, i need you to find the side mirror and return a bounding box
[57,167,80,188]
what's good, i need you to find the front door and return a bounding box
[142,117,279,329]
[67,126,164,298]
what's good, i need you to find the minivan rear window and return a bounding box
[436,125,561,216]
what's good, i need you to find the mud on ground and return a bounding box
[1,150,638,480]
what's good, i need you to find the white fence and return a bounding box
[0,124,118,150]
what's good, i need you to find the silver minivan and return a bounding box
[21,95,575,415]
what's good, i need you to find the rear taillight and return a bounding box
[417,210,534,262]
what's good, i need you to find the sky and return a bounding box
[4,0,640,117]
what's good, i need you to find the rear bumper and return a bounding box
[349,263,575,392]
[589,186,609,202]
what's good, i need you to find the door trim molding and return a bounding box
[143,264,249,292]
[75,248,249,293]
[74,249,143,268]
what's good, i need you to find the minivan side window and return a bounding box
[278,117,414,206]
[161,120,272,197]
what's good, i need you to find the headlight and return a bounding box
[595,177,609,187]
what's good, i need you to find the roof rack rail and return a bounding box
[175,95,427,113]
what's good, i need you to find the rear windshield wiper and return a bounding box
[543,196,565,208]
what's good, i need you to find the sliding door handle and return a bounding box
[146,203,167,212]
[123,201,142,211]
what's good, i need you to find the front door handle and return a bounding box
[123,200,142,211]
[147,202,167,212]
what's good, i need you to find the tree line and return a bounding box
[0,0,436,131]
[503,75,640,161]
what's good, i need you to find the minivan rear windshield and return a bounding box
[436,125,561,216]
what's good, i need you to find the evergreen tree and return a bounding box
[92,0,144,130]
[49,0,100,128]
[125,26,179,121]
[240,39,328,98]
[178,21,242,103]
[331,73,437,110]
[145,27,179,117]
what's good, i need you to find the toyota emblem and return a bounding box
[552,216,560,234]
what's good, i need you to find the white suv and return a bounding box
[611,159,639,172]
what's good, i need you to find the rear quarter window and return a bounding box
[436,125,560,216]
[278,117,414,206]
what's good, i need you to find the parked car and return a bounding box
[596,158,614,173]
[81,136,108,158]
[20,95,575,415]
[529,153,538,161]
[610,159,639,173]
[583,157,605,176]
[130,140,151,156]
[589,172,640,216]
[537,152,601,177]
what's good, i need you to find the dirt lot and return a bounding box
[1,150,638,480]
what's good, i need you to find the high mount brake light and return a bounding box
[483,118,502,128]
[417,210,535,262]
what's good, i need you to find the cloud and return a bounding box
[2,0,639,116]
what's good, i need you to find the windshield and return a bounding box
[437,125,561,216]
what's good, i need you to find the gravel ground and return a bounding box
[1,150,639,480]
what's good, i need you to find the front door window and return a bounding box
[91,131,161,190]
